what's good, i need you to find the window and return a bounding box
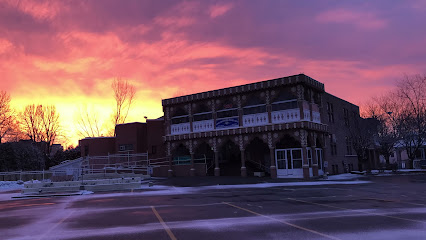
[292,149,303,169]
[171,115,189,124]
[330,135,337,155]
[243,104,267,115]
[119,144,134,152]
[345,137,352,155]
[193,112,212,121]
[327,102,334,123]
[271,100,298,111]
[217,108,238,119]
[343,108,349,126]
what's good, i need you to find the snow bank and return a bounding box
[0,181,24,192]
[324,173,364,181]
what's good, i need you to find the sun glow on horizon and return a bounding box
[1,0,425,147]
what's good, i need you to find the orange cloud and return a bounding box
[1,0,425,147]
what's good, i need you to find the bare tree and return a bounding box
[40,105,60,154]
[366,95,399,166]
[350,117,378,171]
[21,104,43,142]
[366,74,426,168]
[74,105,104,138]
[20,104,61,154]
[111,77,136,134]
[0,91,14,143]
[395,74,426,167]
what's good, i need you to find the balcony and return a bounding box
[303,109,311,121]
[193,119,214,132]
[216,116,239,130]
[271,109,300,124]
[312,111,321,123]
[243,112,268,127]
[171,122,190,135]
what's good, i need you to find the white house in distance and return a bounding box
[381,141,426,169]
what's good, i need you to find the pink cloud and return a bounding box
[1,0,425,146]
[4,0,64,20]
[209,3,233,18]
[316,8,387,30]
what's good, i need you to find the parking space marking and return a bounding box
[151,206,177,240]
[222,202,342,240]
[37,210,75,240]
[287,198,426,224]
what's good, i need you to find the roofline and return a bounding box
[115,122,144,126]
[323,92,359,109]
[162,74,325,106]
[79,137,116,140]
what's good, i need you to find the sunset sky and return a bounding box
[1,0,425,147]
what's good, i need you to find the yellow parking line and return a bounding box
[222,202,342,240]
[151,206,177,240]
[287,198,426,224]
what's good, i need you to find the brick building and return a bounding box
[162,74,360,179]
[79,119,165,167]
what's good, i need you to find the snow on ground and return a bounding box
[0,178,372,201]
[0,181,24,192]
[324,173,364,181]
[72,180,371,201]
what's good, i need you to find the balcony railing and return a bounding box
[216,116,239,129]
[303,109,311,121]
[170,108,322,135]
[193,119,214,132]
[271,109,300,124]
[171,122,190,135]
[312,111,321,123]
[243,112,268,127]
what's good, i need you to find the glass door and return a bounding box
[275,150,288,176]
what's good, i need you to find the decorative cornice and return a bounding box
[162,74,325,106]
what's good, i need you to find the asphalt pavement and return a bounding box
[1,174,426,240]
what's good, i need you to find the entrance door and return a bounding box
[275,150,288,176]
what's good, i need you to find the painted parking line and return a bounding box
[287,198,426,224]
[222,202,342,240]
[37,210,75,240]
[151,206,177,240]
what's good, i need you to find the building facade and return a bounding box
[162,74,347,179]
[322,93,361,174]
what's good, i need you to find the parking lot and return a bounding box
[1,174,426,240]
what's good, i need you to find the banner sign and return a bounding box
[216,117,239,129]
